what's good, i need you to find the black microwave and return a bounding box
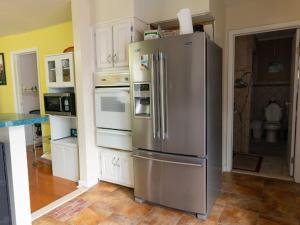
[44,93,76,116]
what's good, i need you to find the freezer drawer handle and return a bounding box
[97,129,131,136]
[132,154,204,167]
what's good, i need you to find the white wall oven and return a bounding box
[95,72,132,151]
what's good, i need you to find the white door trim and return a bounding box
[226,20,300,181]
[11,48,42,114]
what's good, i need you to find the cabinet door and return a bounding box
[116,154,134,187]
[95,25,113,69]
[113,21,132,68]
[99,151,116,182]
[46,57,58,87]
[51,143,66,179]
[59,53,75,87]
[64,146,79,181]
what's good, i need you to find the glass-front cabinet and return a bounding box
[45,52,74,88]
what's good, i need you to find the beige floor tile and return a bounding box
[218,205,258,225]
[138,206,183,225]
[256,217,282,225]
[99,213,139,225]
[67,208,105,225]
[32,216,68,225]
[176,214,199,225]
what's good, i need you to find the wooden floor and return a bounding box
[27,148,78,212]
[33,172,300,225]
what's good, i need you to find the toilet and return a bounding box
[264,101,282,143]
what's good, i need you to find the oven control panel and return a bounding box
[94,72,130,87]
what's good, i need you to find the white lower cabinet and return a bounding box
[51,137,79,182]
[98,148,134,188]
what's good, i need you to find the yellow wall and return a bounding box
[0,22,73,151]
[0,21,73,114]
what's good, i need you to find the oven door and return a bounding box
[95,87,131,130]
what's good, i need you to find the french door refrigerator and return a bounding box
[129,32,222,218]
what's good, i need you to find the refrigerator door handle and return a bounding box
[159,52,167,140]
[151,53,158,139]
[132,154,204,167]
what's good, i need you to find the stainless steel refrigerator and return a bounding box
[129,32,222,218]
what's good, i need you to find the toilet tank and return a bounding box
[265,103,282,122]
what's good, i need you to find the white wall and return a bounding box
[209,0,225,48]
[17,53,40,145]
[90,0,135,24]
[225,0,300,31]
[134,0,210,23]
[90,0,210,24]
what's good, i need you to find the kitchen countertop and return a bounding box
[0,113,49,128]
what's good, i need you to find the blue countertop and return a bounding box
[0,114,49,128]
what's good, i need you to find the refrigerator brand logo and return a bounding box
[135,48,141,53]
[184,41,193,47]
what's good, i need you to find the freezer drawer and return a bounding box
[133,150,207,214]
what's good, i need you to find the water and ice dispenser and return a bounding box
[133,83,151,118]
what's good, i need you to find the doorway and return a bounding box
[231,29,299,180]
[12,50,41,142]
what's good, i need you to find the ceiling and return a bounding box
[0,0,71,37]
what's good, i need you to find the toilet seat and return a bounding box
[264,103,282,122]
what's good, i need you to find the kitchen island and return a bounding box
[0,114,48,225]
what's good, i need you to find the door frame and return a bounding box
[225,20,300,181]
[11,48,42,114]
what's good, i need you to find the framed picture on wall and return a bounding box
[0,53,6,85]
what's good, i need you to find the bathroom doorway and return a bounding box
[232,29,300,179]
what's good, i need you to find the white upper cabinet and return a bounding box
[94,18,147,71]
[113,21,132,68]
[95,25,113,69]
[46,52,75,88]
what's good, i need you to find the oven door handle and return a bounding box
[95,87,130,93]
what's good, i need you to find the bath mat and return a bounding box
[47,198,91,222]
[233,153,263,172]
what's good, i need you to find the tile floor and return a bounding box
[33,172,300,225]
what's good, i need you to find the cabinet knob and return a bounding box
[113,54,118,62]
